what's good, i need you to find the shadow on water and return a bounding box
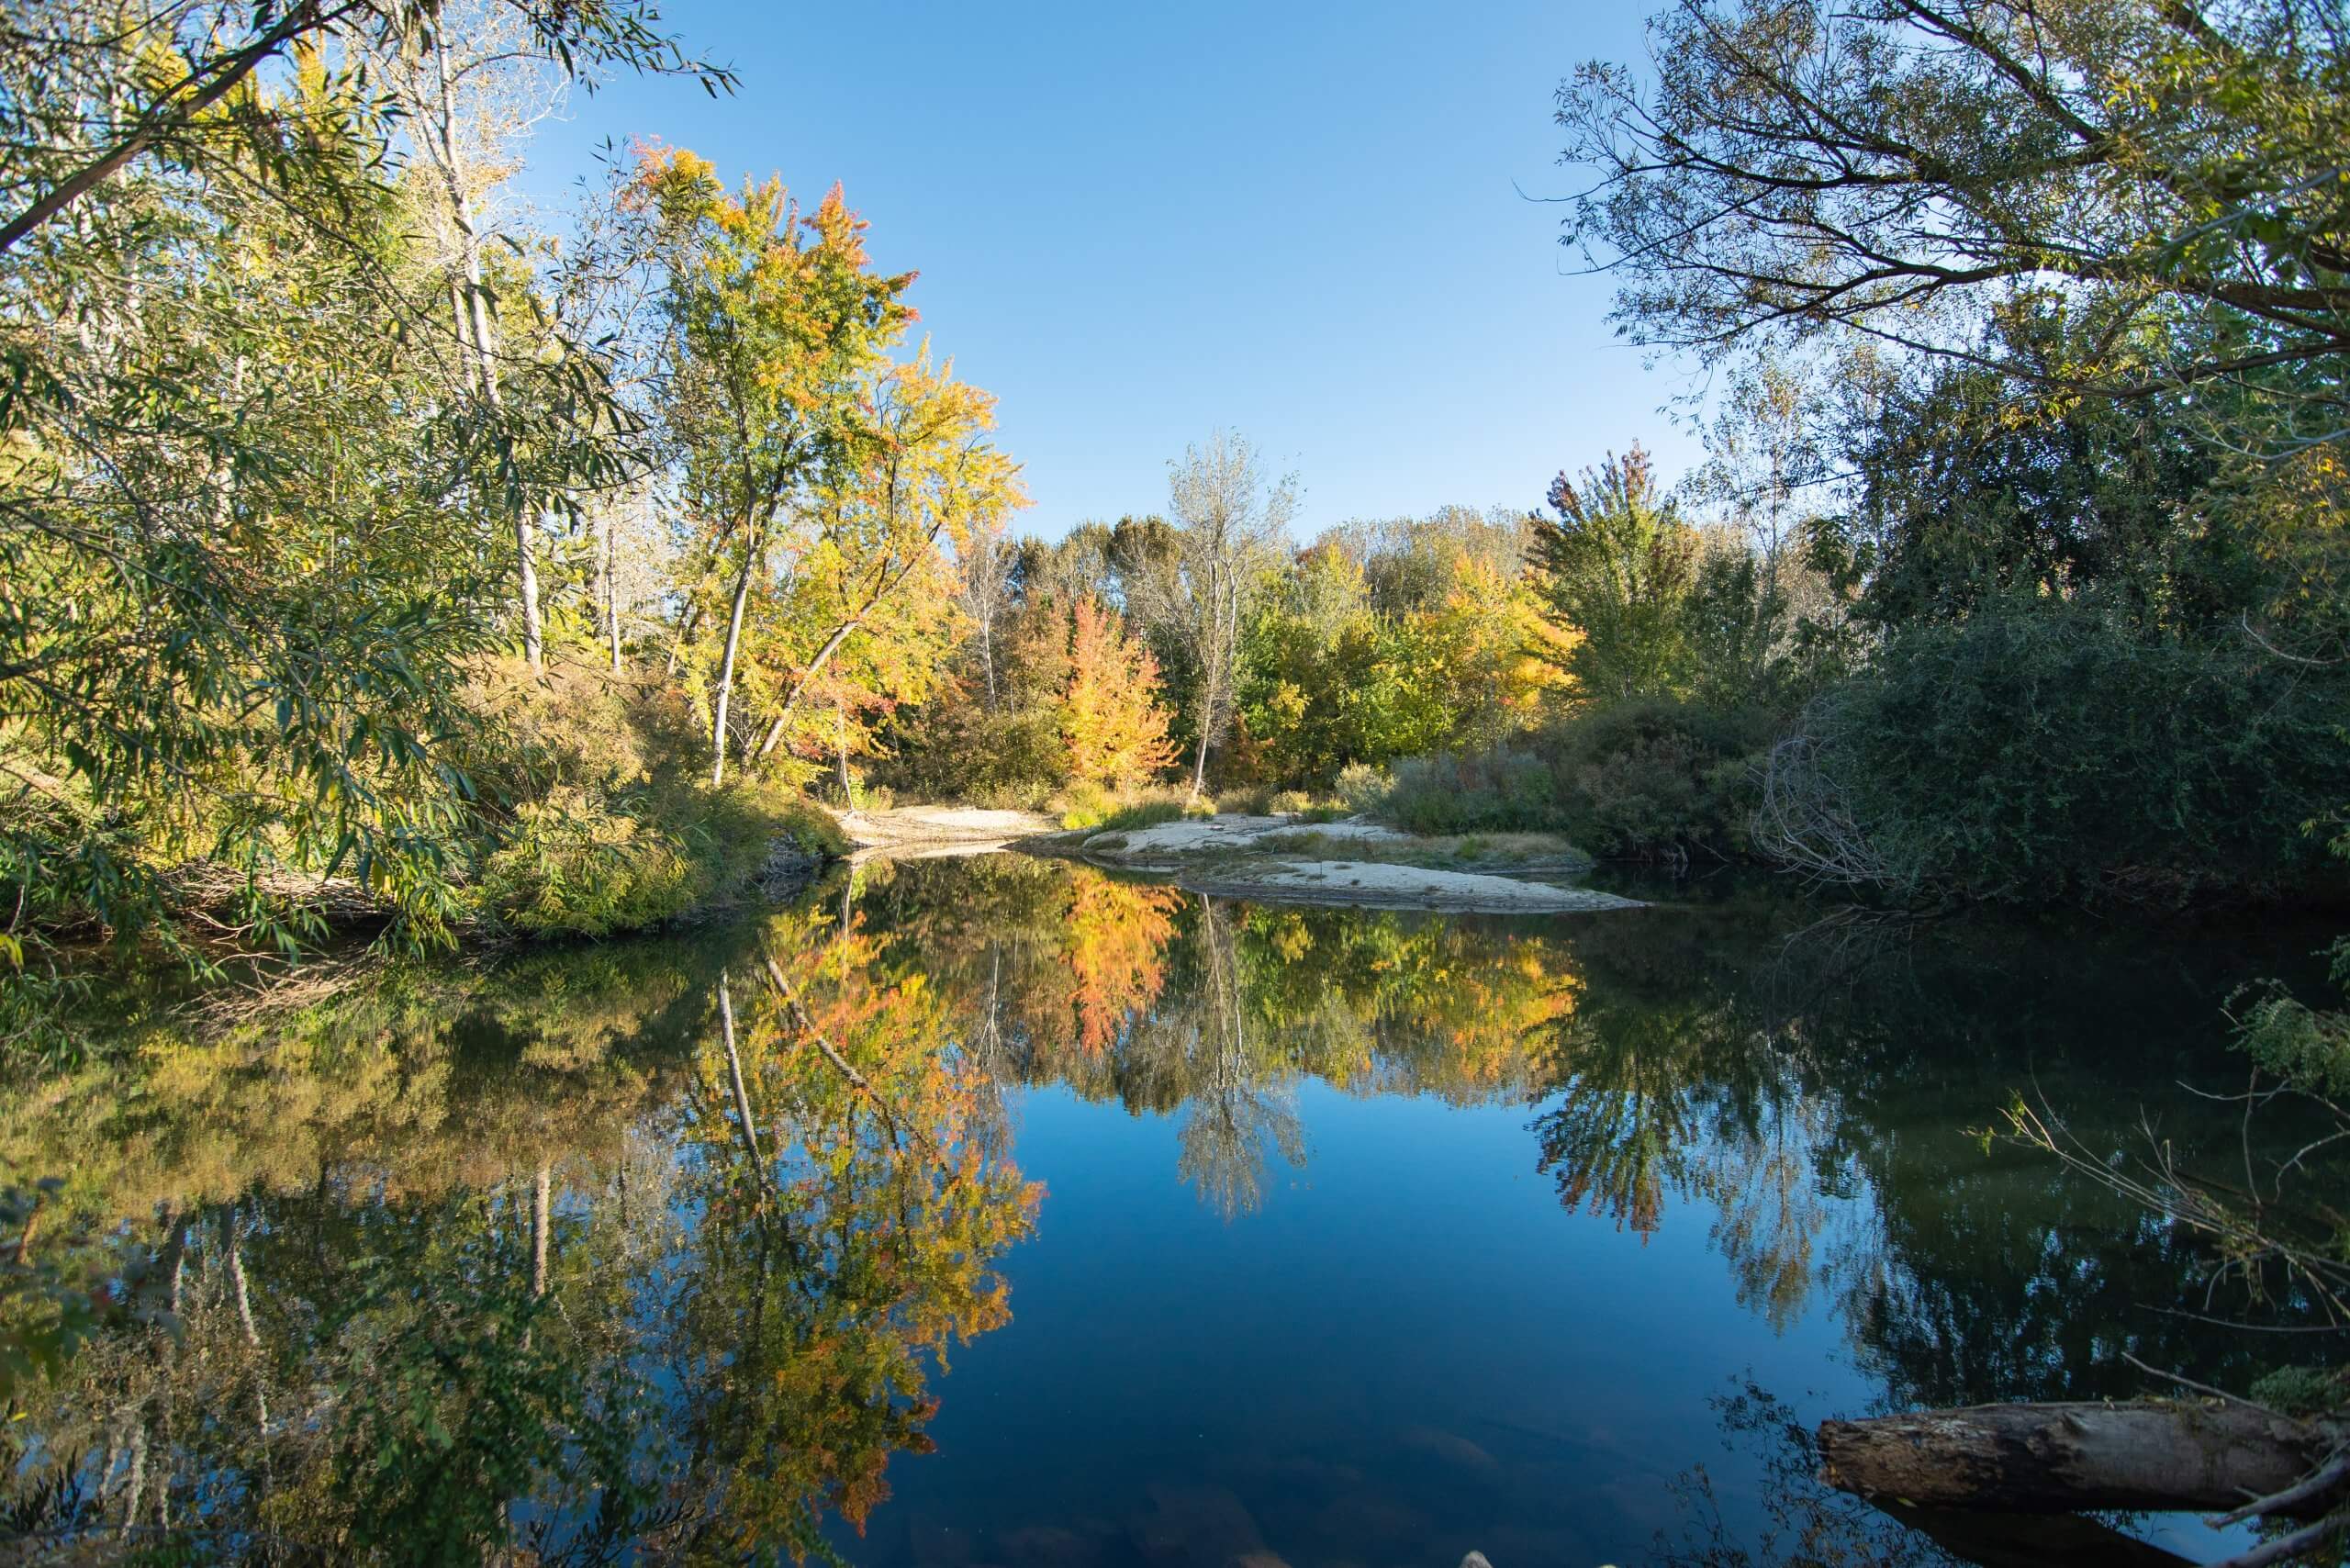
[2,854,2341,1564]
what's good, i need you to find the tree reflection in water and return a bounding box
[3,857,2335,1562]
[1,901,1037,1562]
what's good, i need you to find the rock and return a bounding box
[1396,1426,1502,1473]
[1128,1481,1266,1568]
[1460,1553,1496,1568]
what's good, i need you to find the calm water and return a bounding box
[4,854,2340,1565]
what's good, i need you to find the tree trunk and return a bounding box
[227,1206,260,1348]
[834,700,852,800]
[516,509,543,671]
[530,1158,551,1300]
[719,970,762,1166]
[428,31,541,672]
[599,505,620,673]
[666,600,700,677]
[1818,1402,2349,1517]
[979,616,997,711]
[710,521,757,786]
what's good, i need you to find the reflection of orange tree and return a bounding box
[668,905,1041,1553]
[1063,876,1184,1055]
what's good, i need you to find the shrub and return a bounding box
[1536,699,1774,858]
[1758,604,2350,903]
[1269,789,1315,816]
[769,795,851,859]
[1372,700,1771,854]
[1333,762,1393,817]
[1058,781,1115,831]
[1063,786,1192,834]
[1214,785,1277,816]
[1102,799,1187,833]
[1382,748,1559,835]
[882,705,1067,807]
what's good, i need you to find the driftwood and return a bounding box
[165,860,390,928]
[1818,1401,2348,1518]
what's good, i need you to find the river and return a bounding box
[3,853,2338,1565]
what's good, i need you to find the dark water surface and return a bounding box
[6,855,2341,1565]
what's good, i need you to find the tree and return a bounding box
[1059,596,1179,789]
[1557,0,2350,450]
[1528,444,1700,703]
[637,151,916,786]
[362,0,575,671]
[0,2,725,257]
[1129,432,1296,799]
[742,349,1025,772]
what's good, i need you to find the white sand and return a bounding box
[838,806,1058,848]
[1083,814,1408,857]
[1180,858,1642,913]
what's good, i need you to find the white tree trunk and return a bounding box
[427,32,541,670]
[710,523,757,786]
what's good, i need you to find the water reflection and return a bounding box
[2,907,1037,1562]
[3,856,2336,1563]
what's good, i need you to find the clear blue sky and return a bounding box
[524,0,1700,542]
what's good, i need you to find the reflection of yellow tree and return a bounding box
[1233,905,1580,1103]
[668,905,1041,1551]
[1,912,1038,1563]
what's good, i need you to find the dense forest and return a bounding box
[3,0,2350,1556]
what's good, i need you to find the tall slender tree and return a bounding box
[636,151,916,785]
[1131,432,1295,799]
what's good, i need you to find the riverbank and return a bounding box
[1054,812,1643,914]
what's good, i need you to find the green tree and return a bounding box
[1528,444,1699,704]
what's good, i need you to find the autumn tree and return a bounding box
[740,350,1026,779]
[1058,596,1179,790]
[637,151,916,786]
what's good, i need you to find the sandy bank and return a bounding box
[1174,858,1642,913]
[1076,813,1639,913]
[837,805,1061,854]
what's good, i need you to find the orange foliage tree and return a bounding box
[1058,595,1178,789]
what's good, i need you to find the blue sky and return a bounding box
[524,0,1701,542]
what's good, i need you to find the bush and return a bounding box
[1333,762,1393,817]
[1058,781,1115,831]
[461,660,850,936]
[1061,785,1191,834]
[880,705,1067,808]
[1536,699,1774,857]
[770,795,851,858]
[1214,785,1277,816]
[1382,748,1559,835]
[1373,700,1771,855]
[1759,605,2350,903]
[1102,800,1187,833]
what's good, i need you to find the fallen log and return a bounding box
[1817,1401,2348,1518]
